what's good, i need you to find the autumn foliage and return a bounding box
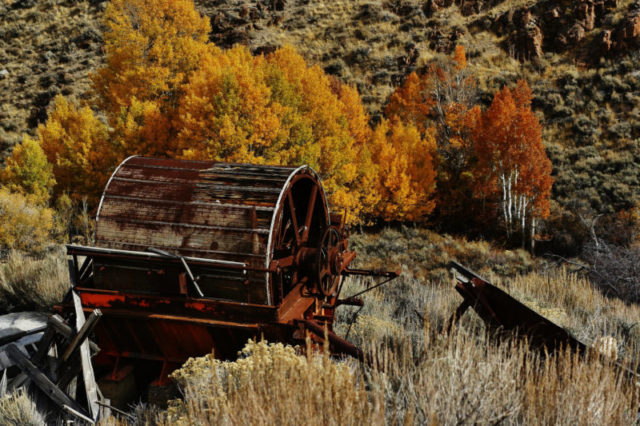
[38,95,112,201]
[384,47,552,242]
[0,136,55,205]
[474,80,553,243]
[370,119,437,222]
[92,0,211,157]
[1,0,553,236]
[385,46,481,224]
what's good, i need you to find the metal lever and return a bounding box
[147,247,204,297]
[342,267,399,278]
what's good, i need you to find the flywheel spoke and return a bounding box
[301,186,318,244]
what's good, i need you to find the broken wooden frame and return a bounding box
[0,292,108,423]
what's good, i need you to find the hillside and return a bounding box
[1,0,640,236]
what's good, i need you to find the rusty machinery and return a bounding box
[64,156,396,391]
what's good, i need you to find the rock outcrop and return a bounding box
[491,0,625,61]
[617,7,640,48]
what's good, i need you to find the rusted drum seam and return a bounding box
[98,217,271,234]
[94,155,139,242]
[102,194,276,210]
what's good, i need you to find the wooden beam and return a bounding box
[0,369,6,397]
[6,343,88,417]
[72,291,100,420]
[63,404,95,424]
[61,310,102,363]
[48,314,100,354]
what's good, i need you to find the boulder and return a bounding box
[459,0,481,16]
[424,0,454,16]
[514,11,543,60]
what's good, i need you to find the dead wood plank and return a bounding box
[57,356,82,391]
[10,313,101,392]
[72,291,100,420]
[6,343,88,416]
[61,310,102,363]
[63,404,95,424]
[0,325,47,347]
[0,369,6,397]
[46,314,100,355]
[33,319,58,364]
[68,259,77,286]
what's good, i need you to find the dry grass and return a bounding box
[349,227,535,282]
[0,390,46,426]
[161,340,383,426]
[102,228,640,424]
[0,246,70,312]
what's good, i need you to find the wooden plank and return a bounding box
[68,259,77,286]
[6,343,88,416]
[96,219,267,256]
[99,197,273,229]
[61,310,102,363]
[48,314,100,354]
[0,312,48,341]
[33,320,57,363]
[0,369,6,397]
[57,356,82,390]
[63,404,95,424]
[7,317,62,390]
[72,291,100,420]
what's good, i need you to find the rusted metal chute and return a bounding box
[63,156,395,396]
[448,261,586,353]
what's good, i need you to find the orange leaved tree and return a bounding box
[385,46,481,226]
[473,80,553,248]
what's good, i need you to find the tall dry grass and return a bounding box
[162,340,383,426]
[0,390,46,426]
[349,227,535,282]
[100,264,640,425]
[0,246,70,312]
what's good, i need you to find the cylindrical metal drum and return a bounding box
[93,156,331,305]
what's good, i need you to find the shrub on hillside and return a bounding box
[166,340,382,425]
[0,248,69,312]
[583,240,640,304]
[0,187,54,253]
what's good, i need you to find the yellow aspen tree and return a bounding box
[370,119,437,222]
[176,45,377,224]
[1,136,56,205]
[91,0,212,156]
[175,46,282,163]
[385,45,481,225]
[38,95,111,201]
[266,46,374,224]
